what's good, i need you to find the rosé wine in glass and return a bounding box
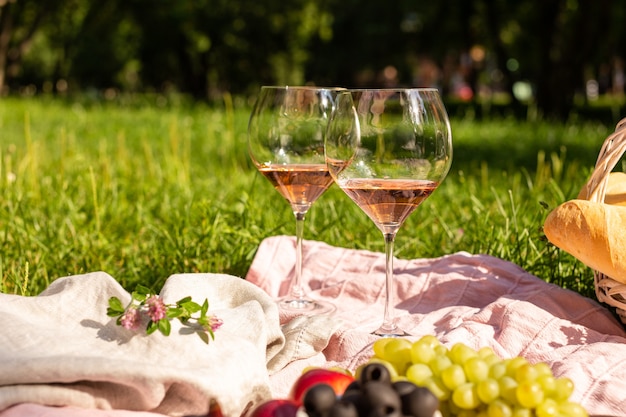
[249,86,342,315]
[325,88,452,336]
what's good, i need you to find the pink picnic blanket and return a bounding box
[245,236,626,416]
[1,235,625,416]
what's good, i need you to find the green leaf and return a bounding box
[201,299,209,316]
[135,284,152,295]
[107,297,125,316]
[176,296,192,305]
[166,307,183,319]
[132,292,147,303]
[158,318,171,336]
[132,285,153,302]
[146,321,159,335]
[197,330,210,344]
[181,300,201,314]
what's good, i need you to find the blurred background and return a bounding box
[1,0,625,121]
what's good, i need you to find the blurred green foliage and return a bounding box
[2,0,626,119]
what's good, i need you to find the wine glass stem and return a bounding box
[290,211,307,300]
[381,232,398,333]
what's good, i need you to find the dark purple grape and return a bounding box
[393,383,439,417]
[391,380,416,398]
[328,399,359,417]
[342,380,361,396]
[339,391,368,417]
[303,384,337,417]
[360,381,401,417]
[358,363,392,387]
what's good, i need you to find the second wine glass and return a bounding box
[325,88,453,336]
[248,86,338,316]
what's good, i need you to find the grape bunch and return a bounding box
[303,362,439,417]
[363,336,588,417]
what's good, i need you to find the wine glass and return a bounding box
[325,88,452,336]
[248,85,339,316]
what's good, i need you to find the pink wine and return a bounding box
[340,178,438,227]
[259,164,334,207]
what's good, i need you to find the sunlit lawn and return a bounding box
[0,96,616,300]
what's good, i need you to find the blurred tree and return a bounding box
[0,0,61,92]
[1,0,625,120]
[483,0,614,119]
[117,0,335,98]
[67,0,139,90]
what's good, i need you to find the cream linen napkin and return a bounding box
[0,271,288,417]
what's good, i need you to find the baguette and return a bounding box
[544,199,626,284]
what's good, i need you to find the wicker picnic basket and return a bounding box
[582,117,626,324]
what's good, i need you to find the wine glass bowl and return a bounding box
[325,88,452,336]
[248,86,339,315]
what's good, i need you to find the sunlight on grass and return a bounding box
[0,97,613,300]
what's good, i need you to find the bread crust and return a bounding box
[544,199,626,284]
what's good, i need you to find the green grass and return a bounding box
[0,96,616,299]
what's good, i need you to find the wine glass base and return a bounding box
[372,323,410,338]
[278,297,336,316]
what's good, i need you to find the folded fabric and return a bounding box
[246,235,626,416]
[0,272,287,417]
[3,236,626,417]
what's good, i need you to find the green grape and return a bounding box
[462,408,487,417]
[372,337,394,359]
[430,354,453,375]
[411,338,437,364]
[424,376,451,401]
[442,364,467,390]
[377,338,412,375]
[383,338,412,363]
[478,346,496,358]
[553,377,574,401]
[498,376,519,405]
[417,334,441,349]
[535,398,559,417]
[515,364,539,383]
[505,357,529,377]
[436,344,450,356]
[482,353,502,367]
[452,382,481,410]
[364,337,589,417]
[511,406,532,417]
[464,357,490,382]
[515,380,544,408]
[446,397,464,416]
[489,362,507,380]
[558,401,589,417]
[406,362,433,385]
[487,399,513,417]
[450,342,479,365]
[533,362,553,378]
[537,374,557,397]
[477,378,500,404]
